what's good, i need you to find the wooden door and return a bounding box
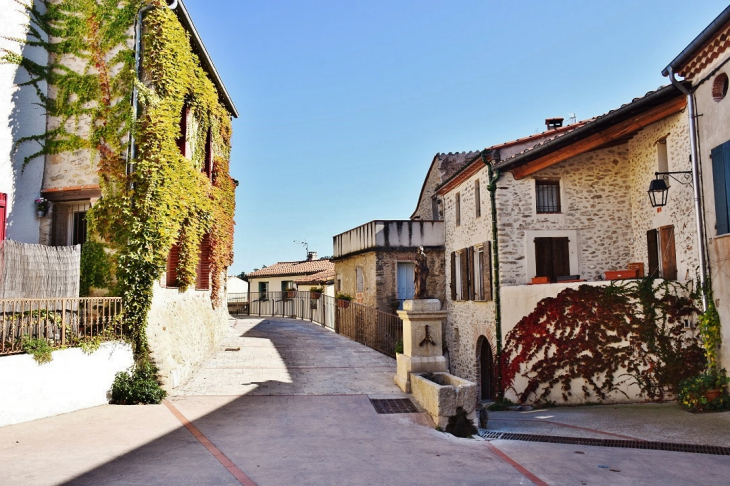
[660,225,677,280]
[480,339,493,400]
[647,229,659,277]
[534,237,570,281]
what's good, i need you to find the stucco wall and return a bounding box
[147,283,230,391]
[334,251,377,308]
[693,56,730,374]
[0,342,134,427]
[0,0,47,243]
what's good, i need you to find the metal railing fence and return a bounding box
[242,291,402,357]
[1,297,123,355]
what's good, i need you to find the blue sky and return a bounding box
[182,0,729,274]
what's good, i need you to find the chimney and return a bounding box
[545,117,564,130]
[307,251,318,261]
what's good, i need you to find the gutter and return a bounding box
[482,150,503,397]
[661,5,730,78]
[665,68,709,311]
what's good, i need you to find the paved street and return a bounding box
[2,317,730,485]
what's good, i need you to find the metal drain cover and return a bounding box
[479,431,730,456]
[370,398,419,414]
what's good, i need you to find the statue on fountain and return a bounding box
[414,246,429,299]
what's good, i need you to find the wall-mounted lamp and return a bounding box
[647,171,692,208]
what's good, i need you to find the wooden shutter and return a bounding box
[196,234,212,290]
[553,237,570,277]
[0,193,6,241]
[483,241,493,301]
[450,252,456,300]
[52,204,70,246]
[460,248,469,301]
[647,229,659,277]
[467,246,475,300]
[176,103,189,157]
[711,142,730,235]
[167,243,181,287]
[534,237,552,279]
[660,225,677,280]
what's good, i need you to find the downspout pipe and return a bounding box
[127,0,178,176]
[482,151,503,397]
[667,68,709,311]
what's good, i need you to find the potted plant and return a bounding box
[34,197,49,218]
[336,292,352,308]
[309,286,323,299]
[285,287,297,299]
[678,369,729,412]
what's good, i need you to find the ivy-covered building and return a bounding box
[4,0,239,390]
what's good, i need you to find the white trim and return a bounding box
[524,229,580,284]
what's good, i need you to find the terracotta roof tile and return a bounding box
[247,259,334,278]
[294,268,336,285]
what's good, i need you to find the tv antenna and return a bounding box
[568,113,577,125]
[294,240,309,256]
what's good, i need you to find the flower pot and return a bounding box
[337,300,350,309]
[531,276,549,284]
[604,269,639,280]
[285,290,296,299]
[704,389,723,401]
[36,210,46,218]
[310,292,321,300]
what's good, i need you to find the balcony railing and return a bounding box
[241,291,403,357]
[1,297,123,356]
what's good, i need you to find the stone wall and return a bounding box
[334,251,378,308]
[411,160,441,220]
[628,112,697,281]
[147,282,230,391]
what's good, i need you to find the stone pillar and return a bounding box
[394,299,448,393]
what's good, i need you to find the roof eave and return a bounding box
[174,0,239,118]
[661,5,730,78]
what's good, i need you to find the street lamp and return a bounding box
[647,171,692,208]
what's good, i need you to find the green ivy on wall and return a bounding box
[3,0,236,361]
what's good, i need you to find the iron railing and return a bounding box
[227,292,249,315]
[242,291,403,357]
[0,297,123,355]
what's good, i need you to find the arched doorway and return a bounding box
[478,338,494,400]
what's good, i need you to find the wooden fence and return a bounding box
[0,297,123,355]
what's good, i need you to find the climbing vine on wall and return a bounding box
[3,1,236,359]
[500,280,705,404]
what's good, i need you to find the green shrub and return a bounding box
[309,287,324,294]
[395,340,403,354]
[22,336,54,364]
[336,292,352,302]
[678,369,730,412]
[486,398,515,411]
[111,362,167,405]
[80,240,112,297]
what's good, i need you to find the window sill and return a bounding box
[711,232,730,240]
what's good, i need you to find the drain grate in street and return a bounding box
[480,431,730,456]
[370,398,419,414]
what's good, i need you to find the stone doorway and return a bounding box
[477,337,494,400]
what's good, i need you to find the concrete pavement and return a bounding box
[2,316,730,485]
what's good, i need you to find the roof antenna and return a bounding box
[568,113,577,125]
[294,240,309,258]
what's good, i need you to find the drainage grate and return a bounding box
[370,398,419,414]
[480,431,730,456]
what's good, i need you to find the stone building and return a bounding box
[661,5,730,374]
[4,0,240,391]
[333,220,445,314]
[411,152,479,221]
[435,85,696,403]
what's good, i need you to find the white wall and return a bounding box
[0,0,47,243]
[0,342,134,427]
[227,276,248,294]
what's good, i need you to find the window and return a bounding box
[196,233,212,290]
[534,237,570,281]
[336,277,342,292]
[711,140,730,235]
[258,281,269,300]
[455,193,461,226]
[454,252,462,299]
[657,138,669,175]
[281,281,294,291]
[535,180,561,213]
[52,202,90,246]
[475,180,481,218]
[0,193,6,241]
[356,267,364,292]
[203,128,213,180]
[166,243,181,287]
[176,103,189,157]
[396,262,415,306]
[712,73,728,102]
[475,246,483,299]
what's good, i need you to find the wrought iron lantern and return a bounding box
[647,171,692,208]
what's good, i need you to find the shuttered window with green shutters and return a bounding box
[711,140,730,235]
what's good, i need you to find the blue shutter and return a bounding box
[711,142,730,235]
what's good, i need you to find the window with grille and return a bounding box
[475,180,481,218]
[455,193,461,226]
[535,180,561,213]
